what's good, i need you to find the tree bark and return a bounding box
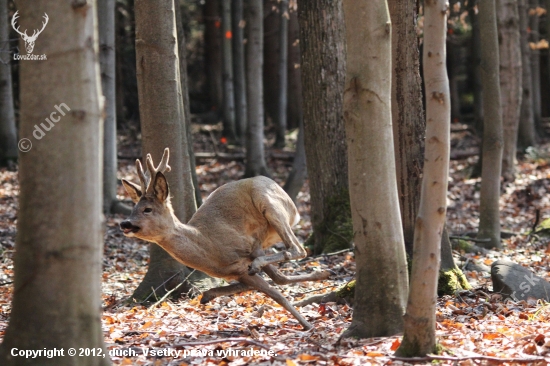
[0,1,109,365]
[388,0,425,254]
[133,0,198,301]
[396,0,450,356]
[232,0,247,142]
[0,0,17,166]
[497,0,522,182]
[298,0,351,254]
[204,0,223,113]
[175,1,203,206]
[477,0,504,249]
[283,117,307,201]
[99,0,132,215]
[274,0,289,148]
[244,0,269,177]
[221,0,236,141]
[340,0,409,339]
[529,0,541,129]
[263,0,279,125]
[517,0,536,149]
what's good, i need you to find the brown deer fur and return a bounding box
[120,148,329,329]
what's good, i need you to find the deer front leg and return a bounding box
[239,274,313,330]
[262,264,331,285]
[200,282,250,304]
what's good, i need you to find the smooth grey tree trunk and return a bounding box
[263,0,280,125]
[287,5,302,130]
[497,0,522,182]
[341,0,408,339]
[397,0,450,355]
[133,0,199,301]
[274,0,289,148]
[0,1,109,365]
[232,0,247,142]
[517,0,536,149]
[298,0,351,254]
[175,1,203,206]
[204,0,223,113]
[0,0,17,166]
[99,0,131,215]
[221,0,236,141]
[477,0,504,249]
[244,0,269,177]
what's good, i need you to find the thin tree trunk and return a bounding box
[283,117,306,201]
[274,0,289,148]
[341,0,408,339]
[204,0,223,113]
[263,0,279,125]
[529,0,541,129]
[448,40,461,122]
[498,0,522,182]
[287,4,302,130]
[517,0,536,149]
[396,0,450,356]
[298,0,351,254]
[0,1,109,365]
[388,0,425,254]
[477,0,504,249]
[221,0,236,141]
[0,0,17,166]
[175,1,203,206]
[133,0,198,301]
[244,0,269,177]
[232,0,247,142]
[99,0,132,215]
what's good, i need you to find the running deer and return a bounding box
[120,148,329,329]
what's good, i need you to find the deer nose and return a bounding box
[120,221,133,230]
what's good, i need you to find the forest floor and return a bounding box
[1,124,550,365]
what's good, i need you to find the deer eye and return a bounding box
[143,208,153,214]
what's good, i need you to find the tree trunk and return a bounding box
[175,1,203,206]
[0,1,109,365]
[287,5,302,130]
[232,0,247,142]
[498,0,522,182]
[99,0,131,215]
[133,0,198,301]
[204,0,223,113]
[274,0,289,148]
[517,0,536,149]
[396,0,450,356]
[221,0,236,141]
[298,0,351,254]
[340,0,408,339]
[283,117,307,201]
[448,40,461,122]
[0,0,17,166]
[529,0,541,129]
[477,0,504,249]
[388,0,425,254]
[263,0,279,125]
[244,0,269,177]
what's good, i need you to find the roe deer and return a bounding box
[120,148,329,329]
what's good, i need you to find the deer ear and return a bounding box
[153,171,169,202]
[121,179,142,203]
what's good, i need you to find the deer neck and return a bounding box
[155,220,209,269]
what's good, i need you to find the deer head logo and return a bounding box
[11,11,49,54]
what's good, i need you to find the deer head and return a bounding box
[12,11,49,54]
[120,148,176,242]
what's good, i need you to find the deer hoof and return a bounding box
[248,264,261,275]
[200,292,215,304]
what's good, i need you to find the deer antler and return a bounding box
[29,13,49,40]
[11,11,27,38]
[135,148,171,195]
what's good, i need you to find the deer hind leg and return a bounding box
[248,211,307,275]
[262,264,331,285]
[200,282,250,304]
[239,274,312,330]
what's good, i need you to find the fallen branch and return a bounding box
[392,354,546,363]
[0,281,13,286]
[449,235,490,243]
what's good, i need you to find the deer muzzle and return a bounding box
[120,220,140,235]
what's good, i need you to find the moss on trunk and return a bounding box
[438,267,472,296]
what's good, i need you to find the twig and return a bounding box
[532,208,540,233]
[0,281,13,286]
[392,354,546,363]
[149,269,196,309]
[326,229,351,247]
[173,337,270,350]
[300,248,353,263]
[449,235,491,243]
[141,269,185,303]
